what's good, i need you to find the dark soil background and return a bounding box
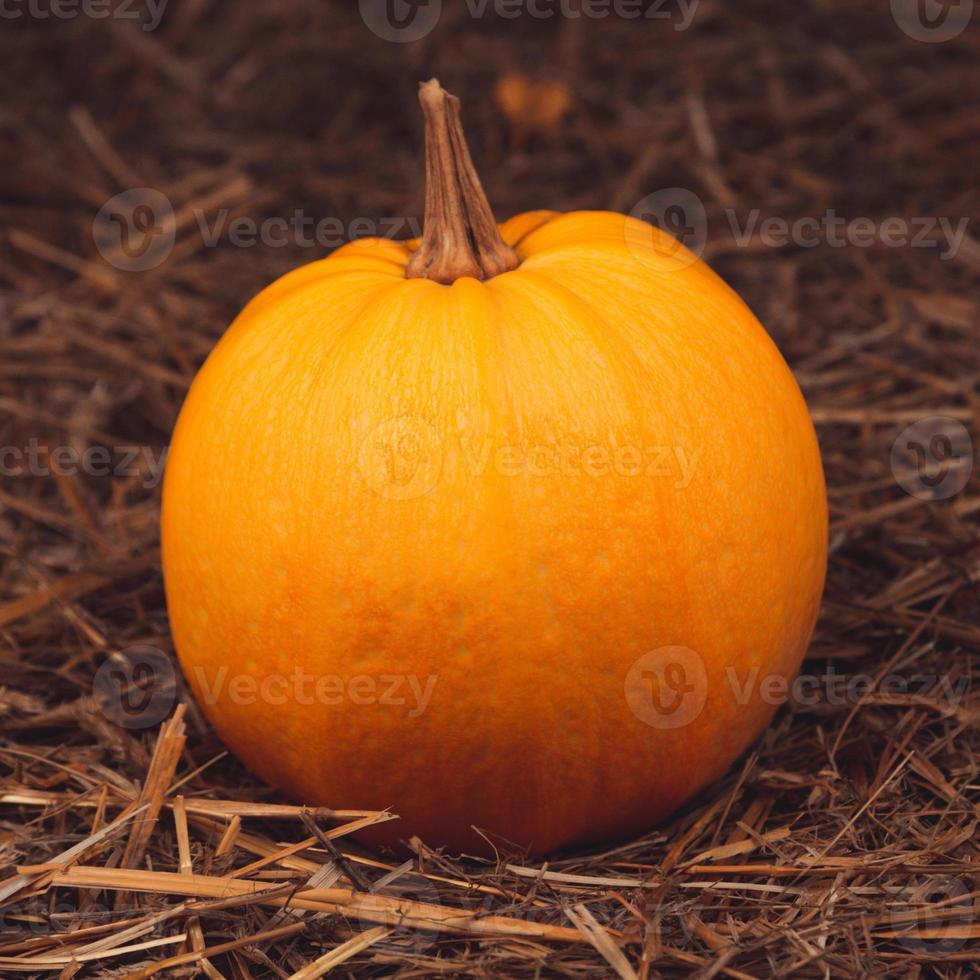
[1,1,979,975]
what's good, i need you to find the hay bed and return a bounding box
[2,3,979,976]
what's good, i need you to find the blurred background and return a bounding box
[1,1,979,973]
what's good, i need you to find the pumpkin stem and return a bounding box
[406,79,520,284]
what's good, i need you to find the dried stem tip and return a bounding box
[406,79,520,284]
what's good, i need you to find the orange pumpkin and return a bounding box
[493,71,572,131]
[162,80,826,855]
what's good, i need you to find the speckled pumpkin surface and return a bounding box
[162,203,826,854]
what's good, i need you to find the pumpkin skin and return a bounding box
[162,209,827,855]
